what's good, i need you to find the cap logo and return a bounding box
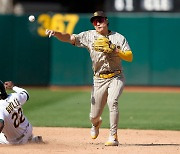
[94,12,98,16]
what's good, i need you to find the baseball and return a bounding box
[28,15,35,22]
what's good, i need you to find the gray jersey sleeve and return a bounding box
[121,37,131,51]
[73,31,89,48]
[109,33,131,51]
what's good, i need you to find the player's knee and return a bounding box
[89,114,97,120]
[89,114,100,124]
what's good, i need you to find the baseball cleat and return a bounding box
[90,117,102,139]
[105,134,119,146]
[36,136,43,143]
[30,136,44,144]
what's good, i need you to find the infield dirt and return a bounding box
[0,127,180,154]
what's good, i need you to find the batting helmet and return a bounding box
[0,80,8,100]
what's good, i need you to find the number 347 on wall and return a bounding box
[37,14,79,37]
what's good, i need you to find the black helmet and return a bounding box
[0,80,8,100]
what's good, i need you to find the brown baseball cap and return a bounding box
[90,11,107,23]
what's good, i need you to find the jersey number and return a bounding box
[12,108,25,128]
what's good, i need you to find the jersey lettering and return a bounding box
[6,98,21,114]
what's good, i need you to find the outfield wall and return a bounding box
[0,13,179,86]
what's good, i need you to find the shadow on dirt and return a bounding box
[120,143,180,146]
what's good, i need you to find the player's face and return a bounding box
[92,17,108,34]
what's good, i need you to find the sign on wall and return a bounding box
[105,0,180,12]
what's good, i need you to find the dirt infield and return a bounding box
[0,127,180,154]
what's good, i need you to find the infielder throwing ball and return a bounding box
[46,11,133,146]
[0,80,43,144]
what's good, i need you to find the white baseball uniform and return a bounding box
[74,30,131,136]
[0,86,33,144]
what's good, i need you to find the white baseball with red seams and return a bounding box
[28,15,35,22]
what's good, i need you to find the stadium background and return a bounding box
[0,0,180,87]
[0,1,180,153]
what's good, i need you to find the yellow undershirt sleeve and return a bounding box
[117,50,133,62]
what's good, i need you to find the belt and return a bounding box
[98,70,121,79]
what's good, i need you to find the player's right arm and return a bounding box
[45,29,75,44]
[12,86,29,104]
[4,81,29,105]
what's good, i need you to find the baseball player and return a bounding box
[0,80,43,144]
[46,11,133,146]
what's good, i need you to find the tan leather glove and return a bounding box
[93,37,116,53]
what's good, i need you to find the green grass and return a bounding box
[21,88,180,130]
[119,92,180,130]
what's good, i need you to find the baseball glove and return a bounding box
[93,37,116,53]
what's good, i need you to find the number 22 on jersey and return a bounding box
[12,108,25,128]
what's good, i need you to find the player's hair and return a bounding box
[0,80,8,100]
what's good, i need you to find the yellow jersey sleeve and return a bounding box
[117,50,133,62]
